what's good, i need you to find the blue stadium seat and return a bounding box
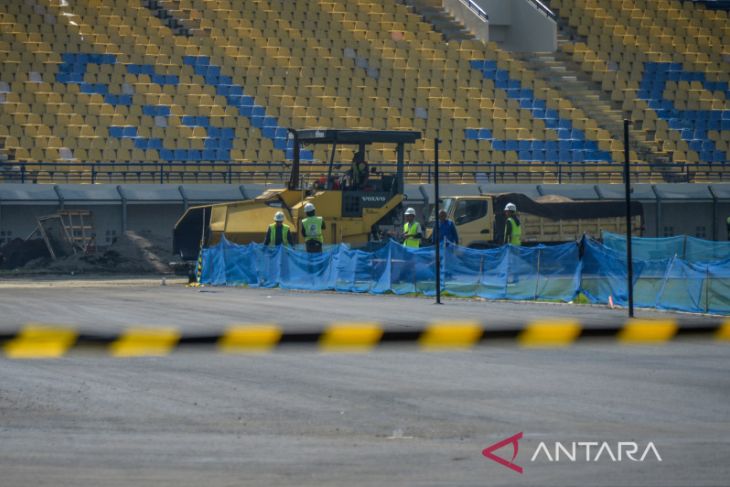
[478,128,492,139]
[556,128,571,140]
[571,150,584,162]
[274,138,288,150]
[205,138,219,150]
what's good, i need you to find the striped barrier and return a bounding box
[1,319,728,359]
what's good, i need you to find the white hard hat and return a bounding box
[274,211,285,222]
[504,203,517,212]
[304,203,315,213]
[404,207,416,215]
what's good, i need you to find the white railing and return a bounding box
[458,0,489,21]
[527,0,557,20]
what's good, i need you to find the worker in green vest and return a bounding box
[351,149,369,190]
[503,203,522,246]
[264,211,293,247]
[401,207,422,248]
[301,202,325,253]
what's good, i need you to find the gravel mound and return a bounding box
[0,231,174,274]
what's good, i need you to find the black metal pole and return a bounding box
[287,128,300,190]
[624,119,634,318]
[434,138,441,304]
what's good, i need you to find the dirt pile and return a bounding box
[0,238,51,269]
[1,231,174,274]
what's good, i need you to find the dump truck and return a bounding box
[427,193,643,248]
[173,129,421,260]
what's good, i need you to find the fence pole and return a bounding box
[434,137,442,305]
[705,265,710,314]
[479,255,484,294]
[624,119,634,318]
[534,248,541,300]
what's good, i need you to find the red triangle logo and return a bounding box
[482,432,524,474]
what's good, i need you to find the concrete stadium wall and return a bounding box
[126,204,184,244]
[443,0,489,41]
[475,0,557,51]
[0,205,58,245]
[1,185,729,252]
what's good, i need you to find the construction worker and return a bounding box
[264,211,293,247]
[432,209,459,245]
[350,150,368,190]
[401,207,422,248]
[301,202,325,253]
[503,203,522,246]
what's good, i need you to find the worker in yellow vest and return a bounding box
[401,207,422,248]
[301,202,325,253]
[264,211,293,247]
[503,203,522,246]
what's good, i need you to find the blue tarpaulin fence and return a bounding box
[603,231,730,262]
[583,238,730,314]
[200,237,581,301]
[200,235,730,314]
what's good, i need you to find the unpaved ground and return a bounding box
[0,276,187,289]
[0,230,176,274]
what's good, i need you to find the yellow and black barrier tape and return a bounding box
[1,319,729,359]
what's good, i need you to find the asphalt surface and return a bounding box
[0,276,721,331]
[0,278,728,486]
